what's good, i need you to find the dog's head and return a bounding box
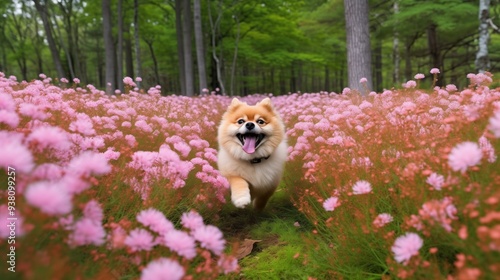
[218,98,285,160]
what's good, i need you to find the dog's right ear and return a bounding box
[228,98,242,112]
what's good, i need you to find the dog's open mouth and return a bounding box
[236,133,265,154]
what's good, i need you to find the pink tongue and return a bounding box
[242,136,257,154]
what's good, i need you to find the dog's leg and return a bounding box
[228,176,251,208]
[253,189,276,211]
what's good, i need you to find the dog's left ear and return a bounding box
[257,98,274,112]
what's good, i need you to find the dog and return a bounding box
[217,97,287,211]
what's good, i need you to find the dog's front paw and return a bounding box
[232,193,251,208]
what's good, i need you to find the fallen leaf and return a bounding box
[235,239,261,259]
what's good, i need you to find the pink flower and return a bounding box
[135,77,142,82]
[0,205,25,238]
[181,210,204,230]
[192,225,226,255]
[69,218,106,246]
[218,254,239,274]
[19,103,48,120]
[67,151,111,177]
[359,77,368,83]
[0,138,34,173]
[479,136,497,163]
[426,172,444,191]
[141,258,185,280]
[445,84,458,92]
[69,114,96,135]
[403,80,417,89]
[60,78,69,83]
[27,126,70,151]
[352,180,372,195]
[125,134,137,147]
[137,208,174,235]
[489,110,500,138]
[125,228,155,252]
[83,200,103,222]
[391,232,423,264]
[39,73,47,79]
[162,229,197,259]
[448,142,482,173]
[25,181,72,215]
[430,68,440,74]
[323,196,339,211]
[0,110,20,128]
[373,213,393,228]
[414,73,425,80]
[73,78,80,84]
[123,77,137,87]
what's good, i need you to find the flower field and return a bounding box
[1,70,500,279]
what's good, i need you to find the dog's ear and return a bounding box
[257,98,274,112]
[228,98,242,112]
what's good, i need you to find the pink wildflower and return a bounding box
[391,232,423,264]
[352,180,372,195]
[0,110,20,128]
[0,139,34,173]
[69,218,106,246]
[73,78,80,84]
[479,136,497,163]
[67,151,111,177]
[125,228,155,252]
[426,172,444,191]
[135,77,142,82]
[83,200,104,222]
[448,142,482,173]
[489,110,500,138]
[359,77,368,83]
[60,78,69,83]
[162,229,197,259]
[445,84,458,92]
[414,73,425,80]
[218,254,239,274]
[323,196,339,211]
[403,80,417,89]
[373,213,393,228]
[141,258,185,280]
[27,126,70,151]
[181,210,204,230]
[430,68,440,74]
[123,77,137,87]
[192,225,226,255]
[137,208,174,235]
[25,181,72,215]
[19,103,47,120]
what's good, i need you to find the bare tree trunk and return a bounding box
[193,0,207,94]
[102,0,116,94]
[182,0,194,96]
[145,40,160,85]
[117,0,124,91]
[124,23,134,78]
[344,0,373,94]
[374,39,383,92]
[175,0,186,95]
[208,0,226,95]
[392,0,400,84]
[427,24,442,86]
[33,0,65,79]
[476,0,491,72]
[230,14,240,96]
[134,0,142,88]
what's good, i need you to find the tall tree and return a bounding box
[102,0,116,94]
[343,0,372,93]
[33,0,65,79]
[117,0,124,91]
[193,0,207,94]
[134,0,142,88]
[182,0,194,96]
[476,0,491,72]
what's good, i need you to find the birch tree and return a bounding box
[475,0,490,72]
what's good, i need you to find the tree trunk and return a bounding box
[230,14,240,96]
[404,42,412,81]
[33,0,65,79]
[182,0,194,96]
[124,23,134,78]
[208,0,225,94]
[193,0,207,94]
[475,0,490,72]
[117,0,124,91]
[427,24,442,86]
[134,0,142,88]
[343,0,373,94]
[145,40,160,85]
[102,0,116,94]
[324,66,330,91]
[374,39,383,92]
[392,0,400,84]
[175,0,186,95]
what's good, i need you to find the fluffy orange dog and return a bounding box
[217,98,287,210]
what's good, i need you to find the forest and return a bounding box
[0,0,499,95]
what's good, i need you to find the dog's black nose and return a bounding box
[245,122,255,130]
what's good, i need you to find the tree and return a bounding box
[134,0,142,88]
[343,0,372,93]
[102,0,116,94]
[193,0,207,94]
[476,0,491,72]
[33,0,65,79]
[182,0,194,96]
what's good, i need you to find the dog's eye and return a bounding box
[257,119,265,125]
[237,119,245,125]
